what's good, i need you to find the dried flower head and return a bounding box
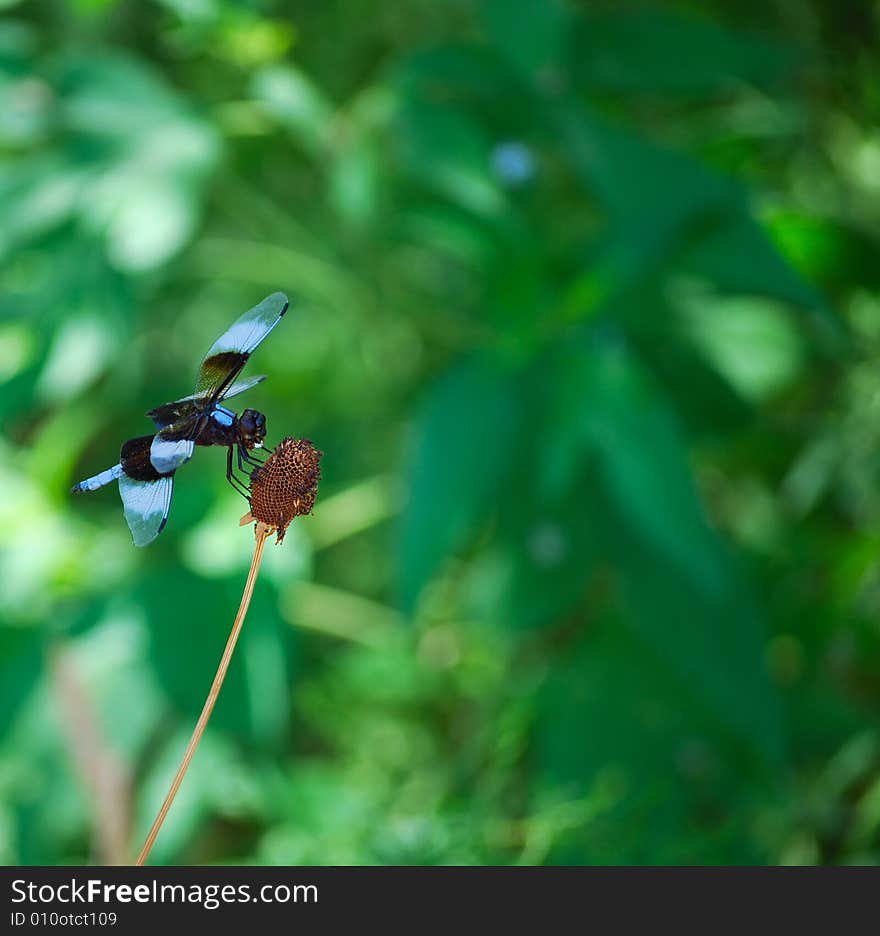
[243,437,322,543]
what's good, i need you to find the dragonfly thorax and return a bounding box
[196,404,266,449]
[211,405,236,428]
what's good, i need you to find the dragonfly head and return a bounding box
[238,408,267,447]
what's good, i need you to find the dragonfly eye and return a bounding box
[239,408,267,443]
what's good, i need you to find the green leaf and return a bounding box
[678,294,808,402]
[553,107,829,335]
[0,627,42,742]
[538,621,773,863]
[557,107,737,222]
[481,0,570,78]
[551,107,737,309]
[472,462,608,632]
[610,523,781,761]
[251,64,333,155]
[681,213,834,331]
[555,342,728,593]
[629,324,753,436]
[0,53,220,271]
[395,44,528,107]
[138,566,293,748]
[399,354,524,611]
[571,9,802,97]
[550,340,782,757]
[396,95,504,218]
[0,19,37,73]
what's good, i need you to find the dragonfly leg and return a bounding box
[226,445,251,498]
[240,446,267,467]
[238,445,269,474]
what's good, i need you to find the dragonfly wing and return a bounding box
[145,397,201,430]
[118,473,174,547]
[195,293,288,402]
[150,434,195,474]
[219,374,267,401]
[151,375,267,426]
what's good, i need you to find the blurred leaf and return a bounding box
[67,614,165,762]
[629,325,753,436]
[477,465,608,632]
[325,86,393,228]
[400,354,524,611]
[556,108,828,340]
[396,43,529,108]
[0,53,220,271]
[559,108,736,222]
[215,15,294,67]
[550,340,781,757]
[396,95,505,218]
[156,0,219,25]
[481,0,570,78]
[139,566,293,748]
[679,294,807,402]
[555,341,728,593]
[329,140,379,227]
[0,19,36,70]
[554,108,738,310]
[0,72,51,145]
[307,475,401,551]
[682,213,832,326]
[35,313,119,403]
[251,64,333,155]
[764,211,880,290]
[570,9,801,97]
[0,158,83,258]
[0,627,43,742]
[611,518,781,761]
[538,621,769,863]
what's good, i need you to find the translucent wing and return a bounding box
[147,375,268,428]
[150,435,195,474]
[195,293,288,402]
[146,398,201,431]
[118,473,174,547]
[217,374,267,400]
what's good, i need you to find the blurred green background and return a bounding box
[1,0,879,866]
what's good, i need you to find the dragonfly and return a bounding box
[72,292,289,546]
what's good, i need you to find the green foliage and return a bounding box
[400,353,524,611]
[1,0,879,866]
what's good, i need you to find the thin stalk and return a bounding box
[135,522,272,866]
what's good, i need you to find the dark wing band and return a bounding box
[195,292,289,404]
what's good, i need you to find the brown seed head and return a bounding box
[246,437,323,543]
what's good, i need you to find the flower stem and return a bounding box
[135,522,272,866]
